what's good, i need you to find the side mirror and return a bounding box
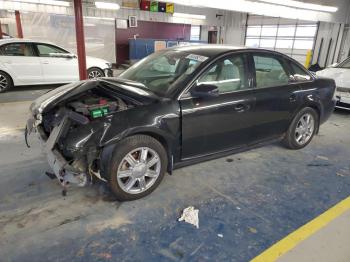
[191,83,219,98]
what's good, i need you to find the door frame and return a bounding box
[178,51,257,159]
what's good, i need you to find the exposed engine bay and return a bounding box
[26,82,140,192]
[41,88,130,136]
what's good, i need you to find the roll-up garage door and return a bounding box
[245,15,318,65]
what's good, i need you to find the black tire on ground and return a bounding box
[283,107,319,150]
[87,67,105,79]
[107,135,168,201]
[0,71,13,93]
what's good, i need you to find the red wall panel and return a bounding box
[116,20,191,64]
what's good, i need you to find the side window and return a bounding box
[289,62,311,82]
[253,55,289,88]
[36,44,68,57]
[197,55,248,94]
[0,43,34,56]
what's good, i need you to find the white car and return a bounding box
[316,57,350,110]
[0,38,113,92]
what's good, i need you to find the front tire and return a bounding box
[284,107,318,149]
[0,71,13,93]
[87,67,104,79]
[108,135,168,201]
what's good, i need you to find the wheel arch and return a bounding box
[100,130,175,180]
[87,66,105,77]
[0,70,14,86]
[291,103,321,135]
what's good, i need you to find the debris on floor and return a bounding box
[178,206,199,228]
[316,155,329,161]
[217,234,223,238]
[248,227,258,234]
[337,169,350,177]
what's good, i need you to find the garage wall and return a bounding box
[222,12,247,46]
[21,12,116,63]
[338,26,350,62]
[311,22,344,67]
[0,4,227,63]
[116,21,191,64]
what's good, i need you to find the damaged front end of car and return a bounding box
[25,79,155,191]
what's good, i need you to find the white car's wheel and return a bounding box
[0,71,13,93]
[87,68,104,79]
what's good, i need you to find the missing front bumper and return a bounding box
[45,116,89,187]
[47,149,88,187]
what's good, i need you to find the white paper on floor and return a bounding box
[178,206,199,228]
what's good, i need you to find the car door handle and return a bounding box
[289,94,297,102]
[234,104,249,112]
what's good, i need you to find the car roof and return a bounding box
[0,38,55,45]
[169,44,289,58]
[170,44,247,57]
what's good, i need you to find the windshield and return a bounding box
[336,57,350,69]
[118,49,208,97]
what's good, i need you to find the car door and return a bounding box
[180,53,256,159]
[0,42,43,84]
[34,43,79,83]
[248,52,303,142]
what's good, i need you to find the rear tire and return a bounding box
[87,67,104,79]
[107,135,168,201]
[283,107,318,149]
[0,71,13,93]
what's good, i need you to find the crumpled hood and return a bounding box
[29,78,160,116]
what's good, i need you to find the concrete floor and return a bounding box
[0,86,350,261]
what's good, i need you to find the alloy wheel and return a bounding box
[294,113,315,145]
[0,74,8,91]
[117,147,161,194]
[88,70,102,79]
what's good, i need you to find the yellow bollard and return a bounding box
[305,50,313,69]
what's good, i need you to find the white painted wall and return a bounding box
[221,11,247,46]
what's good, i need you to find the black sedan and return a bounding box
[26,45,336,200]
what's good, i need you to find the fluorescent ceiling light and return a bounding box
[95,1,120,10]
[173,12,206,20]
[11,0,70,7]
[259,0,338,13]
